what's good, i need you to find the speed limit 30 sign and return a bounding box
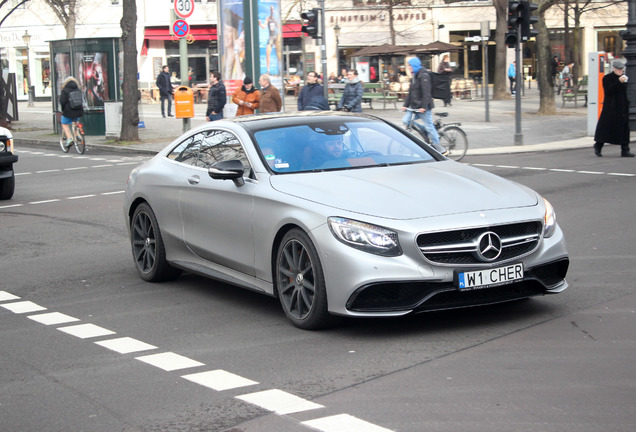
[174,0,194,19]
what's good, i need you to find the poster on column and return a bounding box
[218,0,245,117]
[75,52,108,110]
[257,0,284,94]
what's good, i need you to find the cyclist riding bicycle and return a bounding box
[59,76,84,148]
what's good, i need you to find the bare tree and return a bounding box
[0,0,31,28]
[119,0,139,141]
[492,0,510,100]
[536,0,561,114]
[43,0,78,39]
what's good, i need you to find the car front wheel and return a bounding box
[275,228,340,330]
[0,172,15,200]
[131,203,181,282]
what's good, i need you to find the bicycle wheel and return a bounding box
[73,124,85,155]
[439,126,468,161]
[59,127,70,153]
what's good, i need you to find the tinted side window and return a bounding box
[198,130,248,170]
[167,133,204,166]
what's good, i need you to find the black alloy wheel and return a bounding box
[276,229,339,330]
[131,203,181,282]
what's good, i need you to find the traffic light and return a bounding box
[506,1,523,48]
[521,1,539,41]
[301,8,320,39]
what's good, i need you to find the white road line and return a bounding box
[135,352,205,371]
[0,291,21,302]
[236,389,324,415]
[67,194,96,200]
[577,170,605,175]
[520,166,548,170]
[549,168,576,172]
[496,165,520,169]
[302,414,394,432]
[117,162,139,166]
[35,169,61,174]
[29,199,61,204]
[92,164,114,168]
[1,301,47,314]
[95,337,158,354]
[64,167,87,171]
[28,312,80,325]
[0,203,23,209]
[58,323,116,339]
[182,370,258,391]
[101,191,125,195]
[608,172,636,177]
[15,172,32,176]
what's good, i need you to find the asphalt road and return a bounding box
[1,145,635,432]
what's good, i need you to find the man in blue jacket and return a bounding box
[508,61,516,95]
[297,71,323,110]
[401,57,443,153]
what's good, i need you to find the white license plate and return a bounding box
[457,263,524,291]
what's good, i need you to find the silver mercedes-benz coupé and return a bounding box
[124,112,569,329]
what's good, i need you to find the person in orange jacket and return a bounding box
[232,76,260,116]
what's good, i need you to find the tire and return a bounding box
[73,126,85,155]
[275,229,340,330]
[439,126,468,162]
[131,203,181,282]
[59,128,70,153]
[0,172,15,200]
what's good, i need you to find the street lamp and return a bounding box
[22,30,33,107]
[334,23,341,75]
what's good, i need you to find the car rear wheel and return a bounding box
[276,229,340,330]
[131,203,181,282]
[0,172,15,200]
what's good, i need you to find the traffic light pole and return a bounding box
[514,25,523,146]
[320,0,328,100]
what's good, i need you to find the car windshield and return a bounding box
[253,118,435,173]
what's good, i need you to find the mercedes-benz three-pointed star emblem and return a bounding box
[475,231,502,261]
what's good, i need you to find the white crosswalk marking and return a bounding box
[236,389,323,414]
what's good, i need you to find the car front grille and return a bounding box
[346,258,568,313]
[417,221,542,266]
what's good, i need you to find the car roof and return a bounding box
[232,111,387,132]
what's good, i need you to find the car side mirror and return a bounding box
[208,159,245,186]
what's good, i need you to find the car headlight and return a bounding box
[328,217,402,257]
[543,198,557,238]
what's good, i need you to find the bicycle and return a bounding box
[59,116,85,155]
[403,108,468,161]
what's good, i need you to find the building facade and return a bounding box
[0,0,627,101]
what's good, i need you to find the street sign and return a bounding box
[174,0,194,19]
[173,19,190,38]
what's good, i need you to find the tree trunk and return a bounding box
[119,0,139,141]
[493,0,509,100]
[536,6,556,115]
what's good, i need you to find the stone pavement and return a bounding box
[10,86,594,156]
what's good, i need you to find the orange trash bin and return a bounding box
[174,86,194,119]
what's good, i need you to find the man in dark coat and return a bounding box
[594,59,632,157]
[206,70,226,121]
[156,65,173,118]
[297,71,323,110]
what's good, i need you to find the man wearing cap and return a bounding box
[594,59,633,157]
[232,76,260,116]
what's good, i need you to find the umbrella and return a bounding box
[412,41,462,55]
[351,43,409,57]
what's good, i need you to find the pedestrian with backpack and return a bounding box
[59,76,84,148]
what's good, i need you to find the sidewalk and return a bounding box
[10,86,593,155]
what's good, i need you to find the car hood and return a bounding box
[269,162,538,219]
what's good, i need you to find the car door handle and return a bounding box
[187,175,200,185]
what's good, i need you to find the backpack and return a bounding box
[69,89,83,109]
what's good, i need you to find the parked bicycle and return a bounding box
[403,108,468,161]
[58,115,85,155]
